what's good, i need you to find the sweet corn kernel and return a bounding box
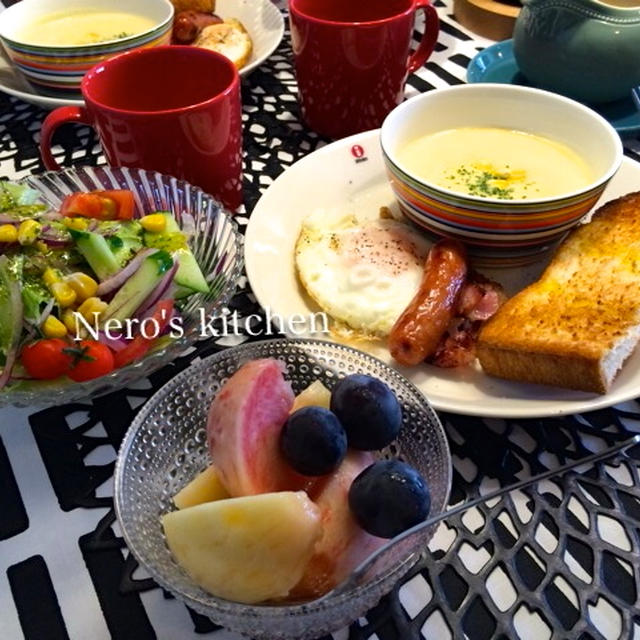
[17,219,41,245]
[65,272,98,302]
[61,308,79,333]
[63,217,89,231]
[50,281,77,307]
[77,296,108,322]
[140,214,166,233]
[43,267,61,287]
[42,315,68,338]
[0,224,18,243]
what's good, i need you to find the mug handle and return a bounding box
[40,106,92,171]
[407,0,440,74]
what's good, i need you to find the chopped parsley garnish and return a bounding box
[444,164,534,200]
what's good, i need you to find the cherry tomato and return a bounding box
[21,338,73,380]
[61,190,135,220]
[113,299,174,369]
[66,340,115,382]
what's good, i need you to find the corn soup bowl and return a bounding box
[380,84,623,267]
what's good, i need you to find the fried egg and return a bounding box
[295,214,430,337]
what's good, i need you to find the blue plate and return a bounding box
[467,39,640,137]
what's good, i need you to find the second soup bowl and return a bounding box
[0,0,174,94]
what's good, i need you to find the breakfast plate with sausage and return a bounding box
[245,128,640,418]
[171,0,284,75]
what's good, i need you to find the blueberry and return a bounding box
[348,460,430,538]
[280,406,347,476]
[330,374,402,450]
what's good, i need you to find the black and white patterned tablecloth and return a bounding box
[2,2,640,640]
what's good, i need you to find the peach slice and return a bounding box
[207,358,314,496]
[172,465,230,509]
[162,491,322,604]
[291,450,386,600]
[291,379,331,412]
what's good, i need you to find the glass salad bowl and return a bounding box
[0,165,242,407]
[114,338,452,640]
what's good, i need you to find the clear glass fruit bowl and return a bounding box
[1,166,242,407]
[114,338,452,640]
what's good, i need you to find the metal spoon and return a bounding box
[311,434,640,603]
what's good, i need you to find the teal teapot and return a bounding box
[513,0,640,104]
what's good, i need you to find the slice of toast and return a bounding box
[477,191,640,394]
[170,0,215,13]
[193,18,253,70]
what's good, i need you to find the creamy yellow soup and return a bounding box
[397,127,593,200]
[18,10,156,46]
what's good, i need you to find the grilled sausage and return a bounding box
[173,10,223,44]
[389,239,468,366]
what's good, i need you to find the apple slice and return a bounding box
[162,491,322,604]
[207,358,299,496]
[173,465,230,509]
[291,379,331,412]
[290,450,386,600]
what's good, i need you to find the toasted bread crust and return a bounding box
[194,19,253,69]
[476,343,608,393]
[478,191,640,393]
[170,0,215,13]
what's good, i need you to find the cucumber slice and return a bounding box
[102,250,173,323]
[173,247,209,294]
[71,230,119,280]
[144,212,209,294]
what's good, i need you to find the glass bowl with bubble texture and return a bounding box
[114,338,452,640]
[1,165,242,407]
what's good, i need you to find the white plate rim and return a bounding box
[229,0,284,77]
[0,0,284,108]
[245,128,640,419]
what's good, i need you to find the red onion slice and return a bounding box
[37,298,55,327]
[96,248,157,294]
[134,261,178,319]
[42,211,63,222]
[97,330,130,352]
[40,235,71,247]
[39,223,71,246]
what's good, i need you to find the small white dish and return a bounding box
[221,0,284,76]
[245,128,640,418]
[0,0,284,108]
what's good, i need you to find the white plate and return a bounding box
[0,0,284,108]
[245,129,640,418]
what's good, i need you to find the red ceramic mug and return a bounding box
[40,46,243,211]
[289,0,439,139]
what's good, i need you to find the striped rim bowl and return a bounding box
[380,85,623,268]
[0,0,174,94]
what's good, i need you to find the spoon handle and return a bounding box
[320,435,640,602]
